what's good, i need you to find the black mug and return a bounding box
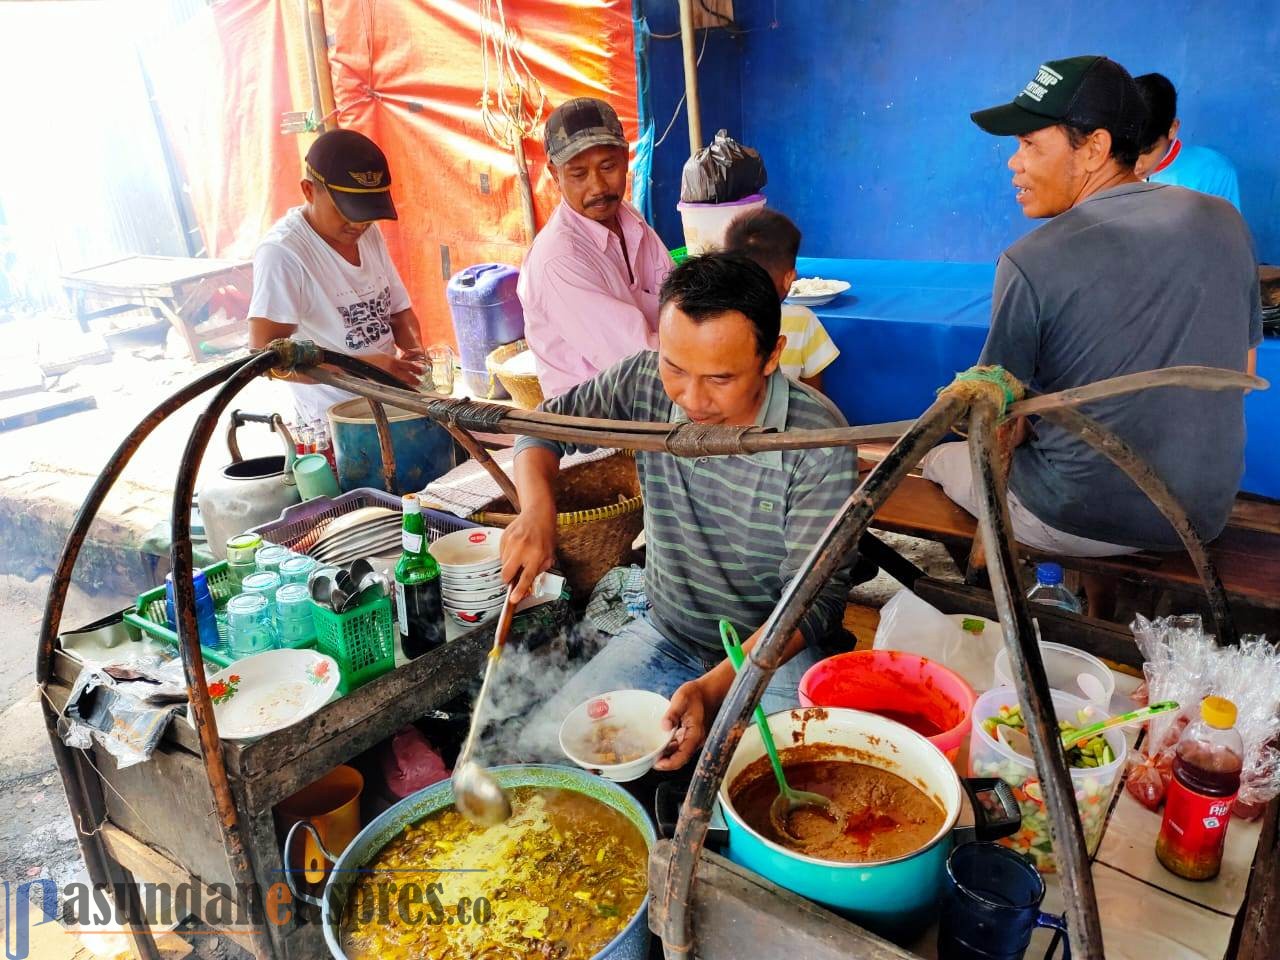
[938,842,1070,960]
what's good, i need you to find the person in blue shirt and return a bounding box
[1134,73,1241,210]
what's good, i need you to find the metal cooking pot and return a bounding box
[718,708,1020,942]
[198,411,300,559]
[283,763,655,960]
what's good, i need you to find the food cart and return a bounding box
[37,342,1279,959]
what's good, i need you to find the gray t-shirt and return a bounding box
[980,182,1262,550]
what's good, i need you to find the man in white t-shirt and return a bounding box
[248,129,425,422]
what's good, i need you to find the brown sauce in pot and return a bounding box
[730,755,945,863]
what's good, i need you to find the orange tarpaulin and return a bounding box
[165,0,641,347]
[321,0,641,344]
[146,0,319,261]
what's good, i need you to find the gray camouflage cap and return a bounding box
[544,98,628,166]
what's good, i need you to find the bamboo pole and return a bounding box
[678,0,703,154]
[307,0,337,126]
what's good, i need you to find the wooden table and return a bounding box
[45,624,493,960]
[649,603,1270,960]
[61,255,250,361]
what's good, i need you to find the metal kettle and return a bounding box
[198,411,301,559]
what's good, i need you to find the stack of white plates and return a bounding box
[428,527,507,627]
[308,507,402,566]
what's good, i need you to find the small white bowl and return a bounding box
[429,527,503,570]
[443,595,506,614]
[440,567,504,587]
[442,583,508,604]
[442,601,505,627]
[559,689,674,782]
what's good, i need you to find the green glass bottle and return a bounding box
[394,494,444,657]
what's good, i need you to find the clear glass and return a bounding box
[255,544,294,574]
[427,343,456,395]
[240,571,283,617]
[226,593,278,657]
[274,583,316,645]
[279,554,318,586]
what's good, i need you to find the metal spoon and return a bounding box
[452,585,518,827]
[349,557,377,590]
[719,621,845,844]
[308,569,337,610]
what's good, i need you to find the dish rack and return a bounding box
[124,489,479,672]
[249,487,477,550]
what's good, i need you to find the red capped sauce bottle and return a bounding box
[1155,696,1243,880]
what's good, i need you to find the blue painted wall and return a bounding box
[641,0,1280,263]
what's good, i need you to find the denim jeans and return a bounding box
[518,609,819,761]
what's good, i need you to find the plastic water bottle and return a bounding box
[1026,562,1083,614]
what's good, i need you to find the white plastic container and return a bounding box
[992,641,1115,707]
[969,686,1127,872]
[676,194,767,255]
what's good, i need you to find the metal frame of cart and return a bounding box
[36,341,1279,959]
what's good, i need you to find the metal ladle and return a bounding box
[452,585,518,827]
[719,621,845,844]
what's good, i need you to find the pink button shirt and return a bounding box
[517,200,674,398]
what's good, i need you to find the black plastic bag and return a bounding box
[680,129,767,204]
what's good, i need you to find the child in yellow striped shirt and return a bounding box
[724,208,839,392]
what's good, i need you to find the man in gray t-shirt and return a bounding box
[923,55,1261,555]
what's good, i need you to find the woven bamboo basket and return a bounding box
[471,452,643,600]
[485,339,545,410]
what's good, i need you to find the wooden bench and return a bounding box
[868,467,1280,612]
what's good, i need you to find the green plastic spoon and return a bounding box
[719,620,845,843]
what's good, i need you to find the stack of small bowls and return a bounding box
[427,527,507,627]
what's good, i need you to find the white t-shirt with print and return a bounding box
[248,206,411,422]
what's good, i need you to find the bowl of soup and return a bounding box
[719,707,1020,940]
[559,689,674,781]
[284,764,655,960]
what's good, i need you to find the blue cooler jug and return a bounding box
[446,264,525,398]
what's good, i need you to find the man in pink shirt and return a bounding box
[518,98,673,397]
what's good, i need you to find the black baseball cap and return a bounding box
[971,55,1146,142]
[304,129,397,222]
[544,98,628,166]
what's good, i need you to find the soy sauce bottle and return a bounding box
[394,494,445,658]
[1155,696,1243,880]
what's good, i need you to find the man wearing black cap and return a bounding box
[248,129,425,422]
[517,97,673,397]
[921,55,1261,559]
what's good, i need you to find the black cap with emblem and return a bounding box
[304,129,397,222]
[971,55,1147,144]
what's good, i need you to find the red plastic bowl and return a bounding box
[798,650,976,764]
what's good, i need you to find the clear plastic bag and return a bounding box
[1128,614,1280,816]
[872,589,1004,691]
[680,129,767,204]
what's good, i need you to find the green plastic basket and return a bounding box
[670,245,689,265]
[311,593,396,694]
[123,560,314,670]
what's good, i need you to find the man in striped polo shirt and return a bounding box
[501,254,859,769]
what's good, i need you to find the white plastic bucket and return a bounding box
[676,193,767,255]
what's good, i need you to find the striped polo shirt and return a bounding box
[515,351,856,655]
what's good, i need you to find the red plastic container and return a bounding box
[799,650,976,764]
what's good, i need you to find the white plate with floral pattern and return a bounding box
[200,648,340,741]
